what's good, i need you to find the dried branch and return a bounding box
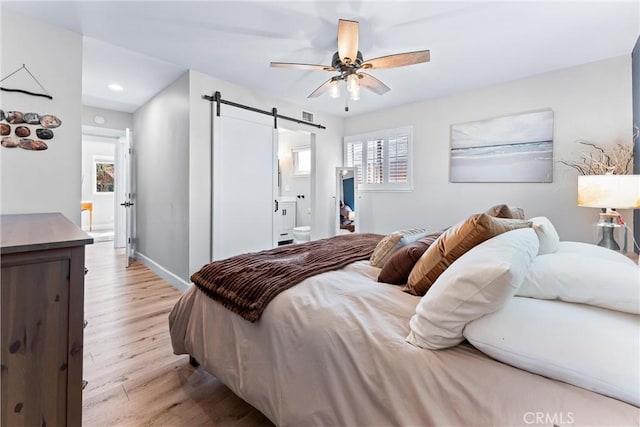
[560,140,633,175]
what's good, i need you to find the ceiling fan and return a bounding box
[270,19,430,108]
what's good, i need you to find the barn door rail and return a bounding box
[203,91,326,130]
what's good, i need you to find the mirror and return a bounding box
[336,167,357,235]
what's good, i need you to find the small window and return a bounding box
[344,126,413,191]
[293,146,311,176]
[94,157,115,193]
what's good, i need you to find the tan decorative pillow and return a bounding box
[509,207,525,220]
[404,214,532,296]
[485,204,525,220]
[370,228,427,268]
[370,233,403,267]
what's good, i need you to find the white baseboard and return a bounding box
[134,251,191,292]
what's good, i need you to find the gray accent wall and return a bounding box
[1,9,83,224]
[133,69,345,284]
[633,37,639,253]
[133,72,190,281]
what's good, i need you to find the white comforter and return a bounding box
[169,261,639,426]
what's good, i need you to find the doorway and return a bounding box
[277,128,314,243]
[81,126,130,248]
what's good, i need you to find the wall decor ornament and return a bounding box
[0,109,60,151]
[6,111,24,124]
[15,126,30,137]
[1,64,58,152]
[1,137,19,148]
[23,112,40,124]
[450,110,554,183]
[18,139,48,151]
[0,64,54,100]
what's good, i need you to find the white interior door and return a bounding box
[114,136,127,248]
[212,108,277,260]
[123,128,135,267]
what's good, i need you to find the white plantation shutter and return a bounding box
[345,141,364,184]
[388,135,409,183]
[344,126,413,191]
[366,139,384,184]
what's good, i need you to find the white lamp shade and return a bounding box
[578,175,640,208]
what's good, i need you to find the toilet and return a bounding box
[293,226,311,243]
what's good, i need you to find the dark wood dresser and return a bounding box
[1,213,93,427]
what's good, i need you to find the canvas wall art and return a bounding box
[450,110,554,183]
[95,159,115,193]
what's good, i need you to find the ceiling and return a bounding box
[3,1,639,117]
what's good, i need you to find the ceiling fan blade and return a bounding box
[337,19,359,65]
[308,78,334,98]
[358,73,391,95]
[362,50,430,70]
[270,62,334,71]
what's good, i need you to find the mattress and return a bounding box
[169,261,639,426]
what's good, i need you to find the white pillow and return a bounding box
[464,297,640,406]
[406,228,538,350]
[530,216,560,255]
[516,252,640,314]
[557,241,636,265]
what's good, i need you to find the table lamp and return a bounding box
[578,174,640,251]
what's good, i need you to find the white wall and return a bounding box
[278,129,312,227]
[81,137,116,231]
[0,9,82,223]
[133,73,190,280]
[82,105,133,131]
[188,69,344,276]
[133,69,344,282]
[344,56,633,243]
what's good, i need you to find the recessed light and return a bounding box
[108,83,123,92]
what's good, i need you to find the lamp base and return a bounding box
[593,213,626,253]
[597,218,620,251]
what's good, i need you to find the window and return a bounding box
[344,126,413,191]
[293,146,311,176]
[94,156,115,193]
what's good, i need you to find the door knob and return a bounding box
[120,201,134,207]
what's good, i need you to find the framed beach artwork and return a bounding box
[450,110,554,183]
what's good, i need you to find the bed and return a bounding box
[169,229,640,426]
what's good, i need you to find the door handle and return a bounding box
[274,200,279,212]
[120,201,134,207]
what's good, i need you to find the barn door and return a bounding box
[212,107,277,260]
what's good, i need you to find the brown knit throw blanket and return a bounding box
[190,233,383,322]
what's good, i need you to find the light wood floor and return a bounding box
[83,242,273,427]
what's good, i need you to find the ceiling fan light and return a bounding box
[346,74,359,93]
[350,84,360,101]
[329,80,341,98]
